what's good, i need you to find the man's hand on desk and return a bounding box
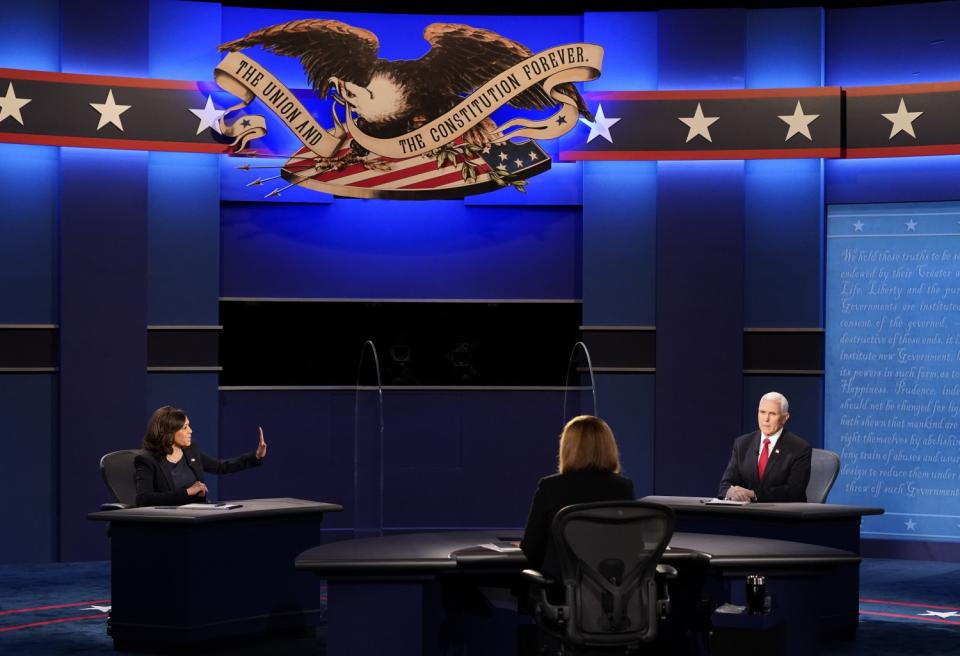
[725,486,757,502]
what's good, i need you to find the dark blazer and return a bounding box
[520,469,635,579]
[718,429,811,502]
[134,445,262,507]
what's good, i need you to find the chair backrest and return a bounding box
[552,500,675,647]
[100,449,144,506]
[806,448,840,503]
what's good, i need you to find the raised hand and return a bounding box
[187,481,208,497]
[255,426,268,460]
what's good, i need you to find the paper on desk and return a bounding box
[705,498,748,506]
[478,543,523,553]
[179,503,240,510]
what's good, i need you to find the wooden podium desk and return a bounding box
[88,497,342,651]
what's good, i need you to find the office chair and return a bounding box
[522,501,676,654]
[100,449,144,510]
[805,448,841,503]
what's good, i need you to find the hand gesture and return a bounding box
[187,481,208,497]
[726,485,755,502]
[255,426,268,460]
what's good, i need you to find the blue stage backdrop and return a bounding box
[826,201,960,542]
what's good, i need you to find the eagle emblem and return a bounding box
[215,20,603,199]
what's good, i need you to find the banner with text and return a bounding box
[826,201,960,542]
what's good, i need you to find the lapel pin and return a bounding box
[775,450,780,454]
[190,458,196,462]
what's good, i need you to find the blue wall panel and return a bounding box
[654,161,745,496]
[826,156,960,206]
[583,11,657,91]
[61,0,148,77]
[744,159,824,327]
[595,374,656,496]
[149,0,222,81]
[0,0,59,71]
[746,8,823,89]
[59,148,149,561]
[0,375,57,562]
[221,202,581,299]
[0,145,59,323]
[147,153,220,325]
[657,9,745,90]
[826,1,960,86]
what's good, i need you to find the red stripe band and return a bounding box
[0,614,106,633]
[0,599,110,617]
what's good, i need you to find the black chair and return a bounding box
[99,449,144,510]
[522,501,676,654]
[805,448,841,503]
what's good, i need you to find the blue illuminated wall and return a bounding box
[4,0,960,562]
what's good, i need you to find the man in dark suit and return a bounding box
[718,392,811,502]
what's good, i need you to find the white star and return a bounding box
[513,158,524,167]
[905,518,917,530]
[882,98,923,139]
[89,89,131,131]
[853,221,864,232]
[919,610,960,619]
[498,151,508,162]
[678,103,719,143]
[0,82,32,125]
[82,605,112,613]
[481,145,491,154]
[528,151,539,161]
[778,101,819,141]
[905,220,918,231]
[188,95,226,135]
[579,104,620,144]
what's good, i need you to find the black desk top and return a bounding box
[295,530,859,578]
[642,496,885,520]
[88,497,343,524]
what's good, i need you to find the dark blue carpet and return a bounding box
[1,559,957,654]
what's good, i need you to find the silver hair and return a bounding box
[760,391,789,414]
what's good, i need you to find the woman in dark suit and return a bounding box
[520,415,635,579]
[134,406,267,507]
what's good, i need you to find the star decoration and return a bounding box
[853,221,864,232]
[579,104,620,144]
[0,82,32,125]
[241,118,251,128]
[528,151,539,161]
[481,145,491,154]
[920,610,960,619]
[778,101,819,141]
[882,98,923,139]
[513,158,524,168]
[679,103,719,143]
[498,151,508,162]
[90,89,131,131]
[905,220,918,231]
[904,518,917,530]
[188,95,226,135]
[556,115,567,125]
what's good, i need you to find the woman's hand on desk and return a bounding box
[255,426,268,460]
[187,481,208,497]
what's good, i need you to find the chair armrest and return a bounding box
[521,568,557,588]
[100,502,132,511]
[656,563,678,580]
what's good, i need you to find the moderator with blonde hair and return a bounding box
[558,415,621,474]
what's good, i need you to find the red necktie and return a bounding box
[758,438,771,480]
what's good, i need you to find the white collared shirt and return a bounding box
[758,428,783,461]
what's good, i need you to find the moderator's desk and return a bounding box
[643,496,884,640]
[88,497,342,651]
[296,530,860,656]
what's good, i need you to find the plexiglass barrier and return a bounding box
[353,340,384,538]
[562,341,598,423]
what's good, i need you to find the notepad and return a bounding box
[705,498,748,506]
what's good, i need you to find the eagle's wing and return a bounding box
[419,23,591,119]
[218,19,379,92]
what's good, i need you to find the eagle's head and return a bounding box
[336,70,410,125]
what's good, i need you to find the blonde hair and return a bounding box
[558,415,621,474]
